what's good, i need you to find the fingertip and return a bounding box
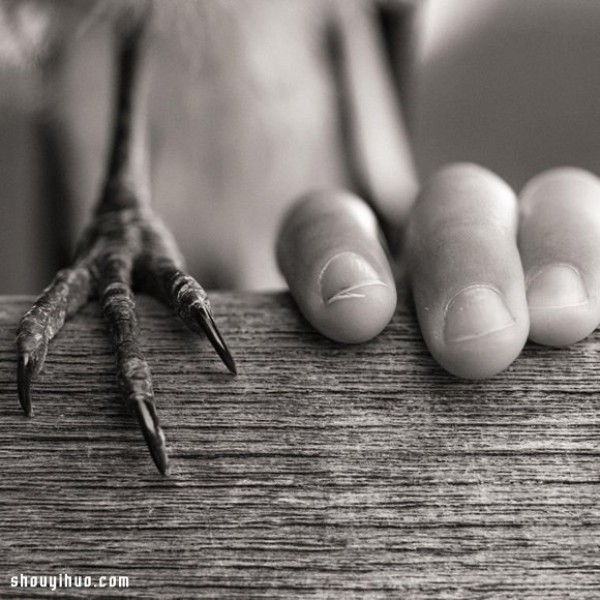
[316,251,397,343]
[437,327,527,380]
[408,163,528,379]
[518,168,600,347]
[526,263,598,346]
[528,306,598,347]
[422,284,528,379]
[520,167,600,207]
[277,191,396,344]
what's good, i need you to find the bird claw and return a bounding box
[15,14,235,474]
[192,305,237,376]
[17,353,34,417]
[16,210,235,474]
[134,398,170,476]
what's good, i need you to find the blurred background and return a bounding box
[1,0,600,294]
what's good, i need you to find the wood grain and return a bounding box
[0,292,599,598]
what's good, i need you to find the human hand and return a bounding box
[277,163,600,379]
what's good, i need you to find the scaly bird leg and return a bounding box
[16,10,235,475]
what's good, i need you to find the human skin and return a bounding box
[2,0,600,380]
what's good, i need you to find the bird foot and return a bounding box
[16,206,236,475]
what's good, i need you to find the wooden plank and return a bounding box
[0,293,599,599]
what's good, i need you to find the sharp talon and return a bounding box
[193,306,237,375]
[135,400,170,476]
[17,354,33,417]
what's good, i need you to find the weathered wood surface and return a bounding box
[0,292,599,599]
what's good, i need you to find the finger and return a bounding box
[276,190,396,344]
[519,167,600,346]
[332,1,418,234]
[406,163,529,379]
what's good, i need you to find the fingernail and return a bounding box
[444,285,514,343]
[320,251,387,305]
[527,264,588,309]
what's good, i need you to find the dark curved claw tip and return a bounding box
[17,354,33,417]
[135,400,170,476]
[194,307,237,375]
